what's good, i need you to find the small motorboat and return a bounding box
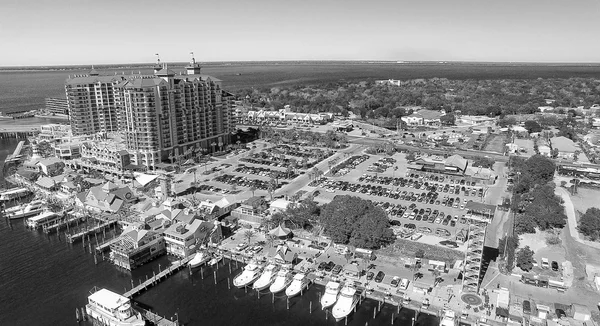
[188,252,210,268]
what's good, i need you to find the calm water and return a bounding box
[3,62,600,114]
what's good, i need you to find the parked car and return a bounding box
[318,262,328,271]
[391,276,400,287]
[523,300,532,314]
[552,261,559,271]
[332,264,343,275]
[366,271,375,280]
[375,271,385,283]
[399,278,410,290]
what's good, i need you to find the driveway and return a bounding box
[555,186,600,250]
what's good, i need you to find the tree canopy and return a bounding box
[524,120,542,133]
[516,246,535,272]
[319,195,394,249]
[578,207,600,241]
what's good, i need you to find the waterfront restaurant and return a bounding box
[163,220,220,258]
[110,225,166,270]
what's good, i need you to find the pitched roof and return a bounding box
[102,181,119,192]
[410,109,443,120]
[36,176,57,189]
[445,155,467,170]
[270,224,291,237]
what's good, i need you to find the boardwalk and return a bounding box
[95,237,120,252]
[42,216,83,234]
[138,307,179,326]
[124,256,193,298]
[67,220,117,243]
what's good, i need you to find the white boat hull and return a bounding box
[233,274,260,288]
[270,279,292,294]
[332,300,358,321]
[285,282,308,298]
[7,209,43,220]
[321,295,338,310]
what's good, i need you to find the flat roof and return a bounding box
[88,288,129,310]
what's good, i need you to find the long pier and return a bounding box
[123,256,193,298]
[67,220,117,243]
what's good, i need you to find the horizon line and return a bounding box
[2,59,600,69]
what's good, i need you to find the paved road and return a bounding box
[555,186,600,250]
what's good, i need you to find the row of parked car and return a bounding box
[213,174,283,190]
[366,157,396,173]
[234,164,298,180]
[359,174,483,197]
[330,155,370,177]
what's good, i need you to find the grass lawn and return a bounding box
[483,134,507,153]
[568,187,600,221]
[377,238,464,265]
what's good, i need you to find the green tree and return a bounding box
[415,249,425,258]
[578,207,600,240]
[319,195,394,249]
[440,113,455,126]
[524,120,542,133]
[244,230,256,245]
[516,246,535,271]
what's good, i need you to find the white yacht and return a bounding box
[320,281,341,310]
[285,273,310,298]
[269,269,293,293]
[253,264,279,291]
[86,288,145,326]
[0,188,30,202]
[208,254,222,266]
[232,263,262,288]
[440,310,457,326]
[26,210,60,229]
[331,285,359,321]
[188,252,210,268]
[4,200,45,220]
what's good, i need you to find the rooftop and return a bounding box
[551,136,578,153]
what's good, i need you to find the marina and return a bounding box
[66,220,118,243]
[0,187,31,202]
[3,199,45,220]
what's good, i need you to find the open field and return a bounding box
[483,134,506,153]
[569,187,600,220]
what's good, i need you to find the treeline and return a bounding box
[235,78,600,118]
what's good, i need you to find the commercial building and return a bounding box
[65,56,234,170]
[163,220,221,258]
[401,109,444,127]
[110,225,166,270]
[44,98,69,115]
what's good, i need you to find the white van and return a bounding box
[399,278,410,290]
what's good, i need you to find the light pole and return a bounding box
[412,317,415,326]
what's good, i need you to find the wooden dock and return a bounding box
[137,307,179,326]
[123,256,193,298]
[42,215,84,234]
[95,236,120,252]
[67,220,117,243]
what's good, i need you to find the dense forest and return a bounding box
[235,78,600,119]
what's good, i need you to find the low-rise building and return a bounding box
[230,196,269,224]
[410,154,468,175]
[163,220,221,258]
[110,225,165,270]
[401,110,444,127]
[459,115,496,126]
[75,181,136,213]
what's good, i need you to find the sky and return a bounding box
[1,0,599,66]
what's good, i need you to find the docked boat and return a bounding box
[26,210,60,229]
[4,200,45,220]
[440,310,457,326]
[269,269,293,293]
[285,273,310,298]
[86,288,145,326]
[253,264,279,291]
[208,254,222,266]
[331,285,359,322]
[233,263,263,288]
[188,252,210,268]
[320,281,341,310]
[0,187,31,202]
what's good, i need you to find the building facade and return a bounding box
[65,58,234,169]
[45,98,69,115]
